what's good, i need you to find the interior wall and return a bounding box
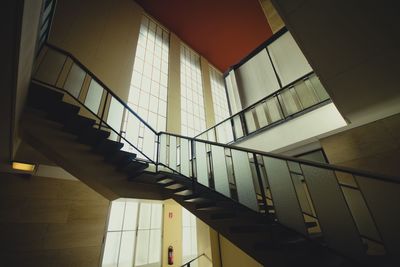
[195,219,213,267]
[272,0,400,125]
[162,199,182,267]
[13,0,43,160]
[321,113,400,179]
[0,0,24,169]
[219,235,262,267]
[49,0,143,102]
[0,173,109,267]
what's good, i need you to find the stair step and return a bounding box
[173,188,192,196]
[157,178,174,184]
[94,139,124,155]
[105,150,137,165]
[122,161,149,175]
[63,115,96,134]
[28,84,64,107]
[305,221,318,228]
[77,128,110,146]
[164,183,185,190]
[46,102,81,123]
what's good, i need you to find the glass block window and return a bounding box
[182,207,197,263]
[122,14,169,156]
[102,199,163,267]
[180,44,206,137]
[209,66,230,123]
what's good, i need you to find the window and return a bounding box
[102,199,163,267]
[182,207,197,264]
[209,66,230,123]
[122,15,169,157]
[180,44,206,137]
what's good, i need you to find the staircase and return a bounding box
[21,43,400,267]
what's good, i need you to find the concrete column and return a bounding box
[166,33,181,134]
[259,0,285,33]
[200,56,216,128]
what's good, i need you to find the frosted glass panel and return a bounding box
[180,138,190,177]
[268,32,312,86]
[34,49,67,85]
[135,230,150,265]
[195,142,208,186]
[309,75,330,101]
[211,146,230,197]
[107,97,124,138]
[123,201,138,230]
[231,150,258,211]
[294,81,318,108]
[255,103,268,128]
[263,157,307,235]
[148,230,162,263]
[169,136,177,170]
[265,97,283,123]
[102,232,121,267]
[301,165,365,260]
[64,63,85,98]
[235,49,280,107]
[118,232,136,267]
[85,79,103,114]
[279,88,301,116]
[138,203,152,229]
[142,128,155,160]
[244,109,257,133]
[150,204,163,229]
[233,116,244,138]
[108,201,125,231]
[159,134,167,165]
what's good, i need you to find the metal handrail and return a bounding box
[33,43,400,264]
[194,71,331,144]
[181,253,211,267]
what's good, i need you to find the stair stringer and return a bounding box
[20,110,168,201]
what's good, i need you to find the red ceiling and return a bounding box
[134,0,273,72]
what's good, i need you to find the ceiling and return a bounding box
[134,0,273,72]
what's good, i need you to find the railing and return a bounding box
[181,253,211,267]
[32,43,400,264]
[195,71,331,144]
[37,0,57,55]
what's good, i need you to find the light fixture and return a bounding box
[12,161,36,172]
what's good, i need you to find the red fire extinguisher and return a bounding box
[168,245,174,265]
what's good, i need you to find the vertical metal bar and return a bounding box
[240,113,248,136]
[230,117,237,142]
[99,91,109,130]
[253,153,268,214]
[156,133,160,173]
[275,93,286,119]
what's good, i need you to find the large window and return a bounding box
[122,15,169,156]
[209,66,230,123]
[102,199,163,267]
[180,44,206,137]
[182,207,197,264]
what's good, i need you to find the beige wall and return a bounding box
[166,33,182,134]
[321,113,400,179]
[196,219,214,267]
[0,173,109,267]
[219,235,262,267]
[259,0,285,33]
[200,57,216,128]
[162,199,183,267]
[49,0,143,102]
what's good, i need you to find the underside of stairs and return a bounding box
[20,82,381,267]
